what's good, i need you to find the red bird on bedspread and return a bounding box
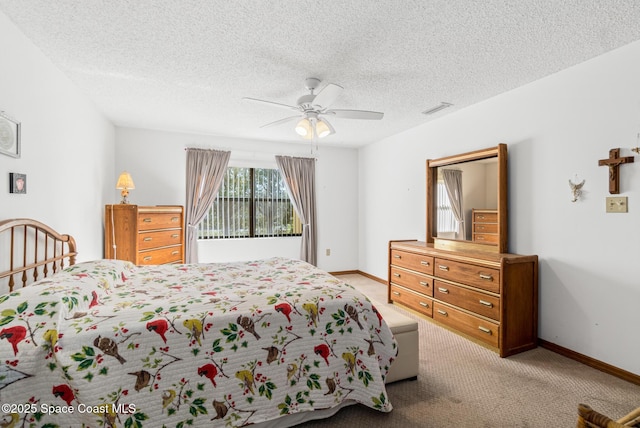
[0,325,27,356]
[274,302,292,322]
[146,319,169,343]
[314,344,331,365]
[52,384,75,405]
[89,290,99,308]
[198,363,218,387]
[371,305,383,327]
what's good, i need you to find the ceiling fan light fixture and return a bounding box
[295,118,312,137]
[246,78,384,141]
[315,118,333,138]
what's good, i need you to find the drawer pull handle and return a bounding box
[393,254,401,259]
[419,281,429,286]
[420,260,430,266]
[171,251,179,255]
[143,218,152,223]
[478,226,485,230]
[477,236,485,240]
[172,234,179,238]
[479,300,493,307]
[171,217,179,222]
[419,302,429,308]
[438,287,449,294]
[143,256,152,261]
[392,291,400,296]
[437,309,448,316]
[478,215,485,219]
[479,274,493,281]
[393,273,401,277]
[438,265,449,271]
[478,326,492,335]
[143,237,153,242]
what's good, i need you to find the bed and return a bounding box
[0,219,397,427]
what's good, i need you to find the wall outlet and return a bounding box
[325,249,331,256]
[606,196,628,213]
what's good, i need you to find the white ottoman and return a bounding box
[371,299,419,383]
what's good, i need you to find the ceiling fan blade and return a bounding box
[243,97,299,111]
[325,109,384,120]
[259,115,301,128]
[312,83,343,108]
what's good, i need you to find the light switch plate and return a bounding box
[606,196,628,213]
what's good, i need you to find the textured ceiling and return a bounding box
[2,1,640,148]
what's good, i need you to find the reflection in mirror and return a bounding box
[436,158,498,242]
[427,144,507,253]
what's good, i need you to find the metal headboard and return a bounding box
[0,218,77,293]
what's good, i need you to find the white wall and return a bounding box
[359,40,640,375]
[114,127,359,271]
[0,10,114,261]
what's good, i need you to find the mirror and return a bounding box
[426,144,507,253]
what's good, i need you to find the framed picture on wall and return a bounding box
[0,111,21,158]
[9,173,27,194]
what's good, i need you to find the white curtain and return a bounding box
[275,155,317,266]
[442,169,465,240]
[185,148,231,263]
[436,182,457,234]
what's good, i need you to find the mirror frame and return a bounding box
[426,144,508,253]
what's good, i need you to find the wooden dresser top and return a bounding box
[390,240,537,265]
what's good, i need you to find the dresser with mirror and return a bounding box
[388,144,538,357]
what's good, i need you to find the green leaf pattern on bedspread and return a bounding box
[0,257,397,427]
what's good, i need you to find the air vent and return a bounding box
[422,102,453,115]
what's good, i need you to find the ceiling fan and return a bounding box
[243,77,384,140]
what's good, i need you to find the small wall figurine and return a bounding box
[568,175,585,202]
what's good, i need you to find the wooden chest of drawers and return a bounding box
[104,205,184,265]
[471,209,499,244]
[388,240,538,357]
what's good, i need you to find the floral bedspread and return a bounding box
[0,257,397,427]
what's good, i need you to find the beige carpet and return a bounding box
[297,274,640,427]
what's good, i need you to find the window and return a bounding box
[198,167,302,239]
[436,181,457,233]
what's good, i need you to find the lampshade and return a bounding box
[116,172,135,190]
[315,119,332,138]
[295,118,312,137]
[116,171,135,204]
[295,117,334,140]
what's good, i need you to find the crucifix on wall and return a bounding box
[598,148,634,194]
